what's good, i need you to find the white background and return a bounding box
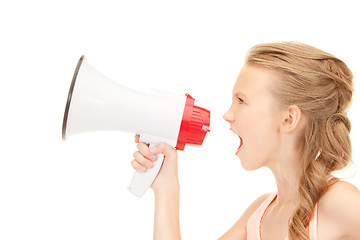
[1,0,359,239]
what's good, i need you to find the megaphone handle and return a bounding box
[128,144,164,197]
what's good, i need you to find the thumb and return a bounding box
[149,143,177,158]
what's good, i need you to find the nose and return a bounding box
[223,107,234,123]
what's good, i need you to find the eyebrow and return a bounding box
[233,91,248,100]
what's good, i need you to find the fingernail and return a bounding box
[149,155,157,161]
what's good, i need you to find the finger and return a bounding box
[131,159,147,173]
[133,151,154,169]
[149,142,177,158]
[137,142,157,161]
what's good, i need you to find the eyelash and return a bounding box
[237,97,245,104]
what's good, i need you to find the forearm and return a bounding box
[153,184,181,240]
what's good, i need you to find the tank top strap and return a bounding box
[246,192,277,239]
[308,203,319,240]
[246,193,319,240]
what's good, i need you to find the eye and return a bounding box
[237,97,245,104]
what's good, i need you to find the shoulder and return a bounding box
[243,192,273,217]
[319,180,360,215]
[244,192,274,221]
[318,180,360,238]
[218,193,272,240]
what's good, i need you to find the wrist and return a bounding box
[153,181,180,198]
[153,181,181,240]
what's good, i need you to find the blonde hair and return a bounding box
[245,42,354,240]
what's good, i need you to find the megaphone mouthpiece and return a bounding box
[176,94,210,150]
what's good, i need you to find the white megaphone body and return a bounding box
[62,56,211,197]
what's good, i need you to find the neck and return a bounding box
[268,149,302,208]
[267,132,306,208]
[272,166,300,207]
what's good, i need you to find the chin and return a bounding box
[239,156,264,171]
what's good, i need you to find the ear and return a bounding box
[280,105,303,133]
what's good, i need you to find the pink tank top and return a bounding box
[246,193,318,240]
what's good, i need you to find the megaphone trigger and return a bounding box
[135,134,140,143]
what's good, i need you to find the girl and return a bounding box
[131,42,360,240]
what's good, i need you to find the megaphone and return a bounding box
[62,56,210,197]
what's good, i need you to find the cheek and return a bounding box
[239,109,280,165]
[250,115,279,149]
[245,127,277,157]
[242,107,279,138]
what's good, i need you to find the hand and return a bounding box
[131,136,179,195]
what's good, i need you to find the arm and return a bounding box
[218,193,271,240]
[132,142,181,240]
[132,141,271,240]
[153,185,181,240]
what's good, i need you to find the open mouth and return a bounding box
[236,136,243,155]
[231,129,243,155]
